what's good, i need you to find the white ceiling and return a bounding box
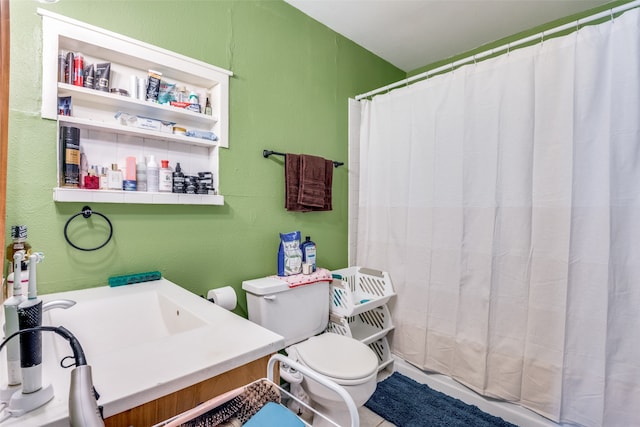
[285,0,613,71]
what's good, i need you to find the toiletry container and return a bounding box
[172,162,185,193]
[159,160,172,192]
[136,158,147,191]
[301,236,317,273]
[99,167,109,190]
[107,164,123,190]
[147,155,159,192]
[123,156,137,191]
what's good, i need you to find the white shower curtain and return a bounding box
[355,8,640,427]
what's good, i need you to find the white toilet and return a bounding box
[242,277,379,427]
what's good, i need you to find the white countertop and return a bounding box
[0,279,285,426]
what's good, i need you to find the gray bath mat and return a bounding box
[365,372,518,427]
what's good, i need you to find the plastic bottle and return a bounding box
[172,162,185,193]
[159,160,172,192]
[147,155,159,192]
[204,97,212,116]
[136,158,147,191]
[301,236,317,273]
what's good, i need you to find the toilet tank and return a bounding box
[242,277,329,347]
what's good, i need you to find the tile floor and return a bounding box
[358,405,396,426]
[357,368,397,426]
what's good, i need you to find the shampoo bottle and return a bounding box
[147,155,159,192]
[301,236,317,273]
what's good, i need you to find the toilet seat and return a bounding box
[292,333,378,383]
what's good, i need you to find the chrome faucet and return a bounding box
[42,299,76,312]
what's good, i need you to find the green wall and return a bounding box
[6,0,404,315]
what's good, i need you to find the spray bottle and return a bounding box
[2,251,26,393]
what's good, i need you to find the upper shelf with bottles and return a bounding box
[39,8,232,149]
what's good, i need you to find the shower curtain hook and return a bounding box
[473,55,477,66]
[610,9,615,23]
[507,43,511,55]
[576,18,580,32]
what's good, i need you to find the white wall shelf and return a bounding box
[40,9,232,206]
[58,116,218,149]
[53,188,224,205]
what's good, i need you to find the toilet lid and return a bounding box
[295,333,378,381]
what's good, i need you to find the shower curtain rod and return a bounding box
[355,0,640,101]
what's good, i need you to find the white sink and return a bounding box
[45,286,206,358]
[0,278,285,426]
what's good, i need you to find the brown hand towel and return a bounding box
[298,154,327,208]
[322,158,333,211]
[285,154,311,212]
[285,154,334,212]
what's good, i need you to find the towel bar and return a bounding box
[262,150,344,168]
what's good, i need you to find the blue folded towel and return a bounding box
[243,402,304,426]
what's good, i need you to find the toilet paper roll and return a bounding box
[207,286,237,311]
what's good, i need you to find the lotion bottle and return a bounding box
[159,160,172,192]
[147,155,159,192]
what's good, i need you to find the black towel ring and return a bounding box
[64,205,113,251]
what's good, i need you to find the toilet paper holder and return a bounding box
[206,286,237,311]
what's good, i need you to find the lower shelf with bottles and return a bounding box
[53,187,223,205]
